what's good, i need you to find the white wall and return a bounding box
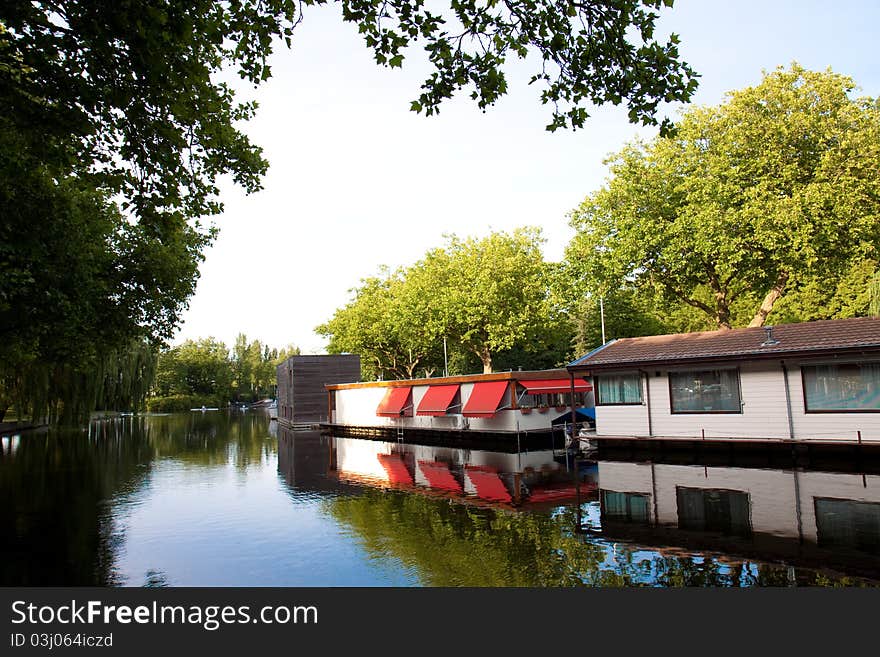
[593,359,880,443]
[788,360,880,442]
[597,460,880,543]
[647,362,790,439]
[332,382,568,432]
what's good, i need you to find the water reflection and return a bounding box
[592,461,880,581]
[2,413,879,586]
[326,434,595,507]
[305,431,880,586]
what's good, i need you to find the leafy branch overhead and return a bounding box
[328,0,698,131]
[566,64,880,330]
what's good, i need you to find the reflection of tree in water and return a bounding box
[1,411,275,585]
[326,490,876,587]
[326,490,608,586]
[0,418,153,585]
[142,411,276,469]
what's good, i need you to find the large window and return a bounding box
[596,373,642,405]
[602,491,650,524]
[669,369,741,413]
[676,487,752,538]
[815,498,880,555]
[802,363,880,412]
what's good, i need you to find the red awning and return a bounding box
[465,465,511,502]
[416,385,460,416]
[519,379,592,394]
[376,387,412,417]
[377,453,413,485]
[418,461,462,493]
[462,381,509,418]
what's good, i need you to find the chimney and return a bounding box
[761,326,780,347]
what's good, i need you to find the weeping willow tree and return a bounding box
[1,341,158,426]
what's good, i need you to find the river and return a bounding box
[1,411,878,586]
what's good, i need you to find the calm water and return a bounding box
[1,412,879,586]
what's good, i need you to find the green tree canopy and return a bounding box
[1,0,695,422]
[566,64,880,330]
[318,228,569,376]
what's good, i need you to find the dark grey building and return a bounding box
[276,355,360,426]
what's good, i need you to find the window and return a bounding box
[815,498,880,555]
[602,491,650,524]
[596,373,642,405]
[518,390,590,409]
[802,363,880,412]
[669,369,741,413]
[676,487,751,538]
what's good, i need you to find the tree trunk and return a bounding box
[748,271,790,327]
[714,290,732,330]
[479,345,493,374]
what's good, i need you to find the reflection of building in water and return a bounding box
[277,427,359,496]
[331,435,597,507]
[596,460,880,578]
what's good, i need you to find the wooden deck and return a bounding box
[589,432,880,472]
[318,422,569,453]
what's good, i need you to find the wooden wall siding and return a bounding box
[648,361,790,440]
[594,359,880,442]
[787,358,880,442]
[276,355,361,424]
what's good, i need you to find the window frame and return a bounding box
[667,367,743,415]
[801,362,880,414]
[594,372,643,406]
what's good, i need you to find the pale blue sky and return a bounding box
[173,0,880,353]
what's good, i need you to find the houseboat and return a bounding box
[324,369,594,448]
[567,316,880,449]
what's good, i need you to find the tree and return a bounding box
[316,270,445,380]
[571,287,670,355]
[328,0,698,132]
[153,338,232,399]
[318,228,567,376]
[415,229,563,373]
[567,64,880,330]
[2,1,696,420]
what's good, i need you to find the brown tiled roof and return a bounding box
[568,317,880,370]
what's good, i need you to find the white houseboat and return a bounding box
[325,369,594,446]
[567,317,880,446]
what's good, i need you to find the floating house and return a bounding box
[277,354,361,427]
[325,369,593,445]
[567,317,880,446]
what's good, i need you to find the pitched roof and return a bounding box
[568,317,880,370]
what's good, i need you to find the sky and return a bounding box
[172,0,880,354]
